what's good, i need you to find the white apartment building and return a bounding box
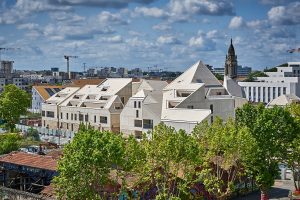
[238,62,300,104]
[120,79,168,137]
[161,60,247,133]
[42,78,132,134]
[31,86,65,113]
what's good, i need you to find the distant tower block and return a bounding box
[224,38,238,79]
[0,61,13,78]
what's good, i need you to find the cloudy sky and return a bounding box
[0,0,299,72]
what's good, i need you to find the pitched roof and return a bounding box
[0,151,57,171]
[267,94,300,107]
[164,61,221,90]
[223,76,246,98]
[33,85,65,101]
[67,78,105,88]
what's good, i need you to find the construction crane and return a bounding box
[64,55,78,79]
[0,47,20,61]
[83,63,86,73]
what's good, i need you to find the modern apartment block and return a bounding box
[120,79,168,137]
[31,86,65,113]
[161,60,247,133]
[41,78,132,133]
[238,62,300,104]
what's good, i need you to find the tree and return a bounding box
[286,103,300,192]
[0,133,22,155]
[192,118,252,198]
[53,127,127,199]
[0,84,31,132]
[136,123,203,199]
[236,103,298,200]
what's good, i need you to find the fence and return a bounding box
[16,124,76,145]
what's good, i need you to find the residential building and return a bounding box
[31,85,65,113]
[42,78,132,134]
[161,60,247,133]
[120,79,168,137]
[238,62,300,104]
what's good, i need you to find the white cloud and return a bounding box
[101,35,123,43]
[268,2,300,25]
[229,16,244,29]
[152,23,172,31]
[188,32,216,51]
[134,7,167,18]
[98,11,129,25]
[157,35,181,45]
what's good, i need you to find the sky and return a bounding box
[0,0,299,72]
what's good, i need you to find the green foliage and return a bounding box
[192,118,251,198]
[137,123,203,199]
[0,84,31,132]
[236,103,298,193]
[243,71,268,82]
[53,127,126,199]
[215,73,224,81]
[0,133,22,155]
[26,127,40,141]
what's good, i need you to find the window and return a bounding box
[79,114,84,121]
[66,113,69,120]
[71,124,74,131]
[210,104,213,114]
[121,97,125,104]
[138,101,141,108]
[100,116,108,124]
[273,87,276,98]
[94,115,96,123]
[187,105,194,109]
[67,123,69,130]
[85,114,89,122]
[71,113,73,120]
[60,112,63,119]
[46,111,54,118]
[278,87,281,96]
[42,111,45,117]
[143,119,153,129]
[74,114,77,121]
[249,87,251,98]
[283,87,286,95]
[134,101,137,108]
[136,110,139,118]
[134,120,142,127]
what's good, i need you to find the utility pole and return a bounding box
[64,55,78,79]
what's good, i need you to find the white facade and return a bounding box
[120,79,167,137]
[161,61,247,133]
[238,62,300,104]
[42,78,132,134]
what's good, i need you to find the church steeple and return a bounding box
[224,38,238,79]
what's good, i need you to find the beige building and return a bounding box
[120,79,168,137]
[42,78,132,133]
[161,60,247,133]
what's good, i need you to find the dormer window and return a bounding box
[101,86,109,91]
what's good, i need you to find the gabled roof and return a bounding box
[267,94,300,107]
[0,151,57,171]
[66,78,105,88]
[33,85,65,101]
[223,76,246,98]
[164,61,221,90]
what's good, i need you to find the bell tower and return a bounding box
[224,38,238,79]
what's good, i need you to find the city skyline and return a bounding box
[0,0,299,72]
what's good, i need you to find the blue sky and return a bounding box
[0,0,299,72]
